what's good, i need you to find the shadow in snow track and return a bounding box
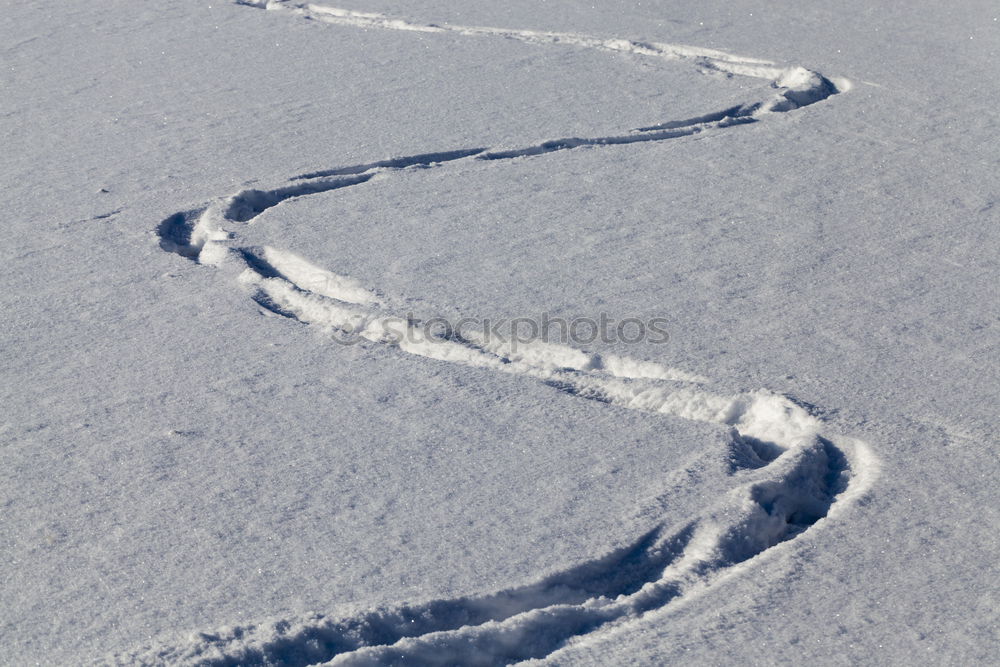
[127,438,852,666]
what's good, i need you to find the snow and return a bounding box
[1,0,997,664]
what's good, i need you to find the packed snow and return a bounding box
[1,0,997,664]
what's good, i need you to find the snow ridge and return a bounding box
[158,1,843,267]
[244,1,841,144]
[242,1,818,85]
[133,5,877,664]
[123,440,866,666]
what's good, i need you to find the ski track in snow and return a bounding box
[133,3,877,664]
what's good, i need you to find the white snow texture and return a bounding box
[1,0,997,665]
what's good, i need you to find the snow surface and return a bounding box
[1,0,998,664]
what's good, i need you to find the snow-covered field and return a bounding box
[2,1,997,664]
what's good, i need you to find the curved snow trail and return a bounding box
[132,4,877,665]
